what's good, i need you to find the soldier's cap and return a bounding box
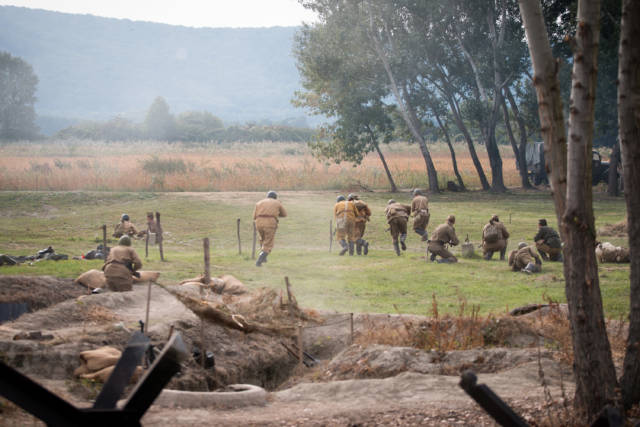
[491,214,499,222]
[147,212,154,218]
[336,195,346,202]
[118,235,132,246]
[347,193,358,201]
[267,190,278,199]
[539,219,547,226]
[121,213,129,221]
[447,215,455,224]
[388,199,396,205]
[412,188,422,196]
[518,242,528,250]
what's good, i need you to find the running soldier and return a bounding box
[334,195,358,255]
[103,235,142,292]
[253,191,287,266]
[384,199,411,256]
[427,215,460,263]
[481,215,510,260]
[349,193,371,255]
[508,242,542,274]
[534,219,562,261]
[410,189,430,240]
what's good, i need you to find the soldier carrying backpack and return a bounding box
[481,215,510,261]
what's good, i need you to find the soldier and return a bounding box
[113,213,140,238]
[103,235,142,292]
[508,242,542,274]
[410,189,430,241]
[253,190,287,266]
[334,195,358,255]
[533,219,563,261]
[427,215,460,263]
[384,199,411,256]
[349,193,371,255]
[481,214,510,260]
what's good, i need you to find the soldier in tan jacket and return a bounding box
[508,242,542,274]
[411,189,430,241]
[334,195,358,255]
[481,215,510,260]
[427,215,460,263]
[254,191,287,266]
[385,199,411,256]
[349,193,371,255]
[113,214,140,238]
[103,235,142,292]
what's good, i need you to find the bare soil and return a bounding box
[0,275,575,426]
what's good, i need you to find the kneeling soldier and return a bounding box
[103,235,142,292]
[427,215,460,263]
[481,215,510,260]
[534,219,563,261]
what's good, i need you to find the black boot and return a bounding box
[429,252,437,262]
[348,241,354,256]
[363,240,369,255]
[339,239,348,256]
[393,241,401,256]
[483,251,493,261]
[256,251,268,267]
[540,251,549,261]
[400,234,407,251]
[415,228,425,237]
[356,239,362,255]
[499,247,506,261]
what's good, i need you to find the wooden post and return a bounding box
[297,323,303,368]
[236,218,242,255]
[145,224,150,258]
[144,281,153,334]
[203,238,211,285]
[155,212,164,261]
[102,224,108,267]
[350,313,354,345]
[329,220,333,252]
[252,222,257,260]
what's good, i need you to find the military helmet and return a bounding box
[491,214,499,222]
[267,190,278,199]
[412,188,422,197]
[387,199,396,205]
[539,218,547,226]
[121,213,130,221]
[336,195,346,202]
[347,193,358,201]
[118,235,132,246]
[518,242,528,250]
[447,215,456,224]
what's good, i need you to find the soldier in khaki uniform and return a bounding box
[411,189,430,241]
[385,199,411,256]
[103,235,142,292]
[349,193,371,256]
[253,191,287,266]
[427,215,460,263]
[113,214,140,238]
[481,215,510,260]
[508,242,542,274]
[334,195,358,255]
[534,219,563,261]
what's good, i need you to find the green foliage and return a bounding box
[0,51,39,140]
[141,156,193,175]
[144,97,176,141]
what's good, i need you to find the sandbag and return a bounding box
[79,346,122,372]
[74,269,107,289]
[219,275,248,295]
[81,365,143,383]
[133,271,161,283]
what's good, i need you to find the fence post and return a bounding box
[237,218,242,255]
[297,323,303,369]
[350,313,354,345]
[203,238,211,285]
[155,212,164,261]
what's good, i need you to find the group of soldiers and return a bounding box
[101,191,567,292]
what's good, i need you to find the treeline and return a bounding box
[55,97,315,143]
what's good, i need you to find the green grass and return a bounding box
[0,189,630,318]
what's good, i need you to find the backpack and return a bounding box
[336,201,349,232]
[484,223,500,243]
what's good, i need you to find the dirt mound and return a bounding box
[599,218,628,237]
[0,275,87,308]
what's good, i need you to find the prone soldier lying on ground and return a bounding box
[508,242,542,274]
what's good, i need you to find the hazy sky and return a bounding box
[0,0,318,28]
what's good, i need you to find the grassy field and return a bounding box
[0,189,629,318]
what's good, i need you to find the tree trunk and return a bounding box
[618,0,640,409]
[445,94,491,190]
[501,94,521,171]
[563,0,618,420]
[433,111,466,190]
[520,0,618,421]
[485,98,507,192]
[371,133,398,193]
[607,141,620,196]
[504,86,533,188]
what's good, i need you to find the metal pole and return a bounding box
[144,281,153,334]
[252,222,257,260]
[237,218,242,255]
[155,212,164,261]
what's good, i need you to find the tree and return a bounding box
[144,96,176,141]
[175,111,224,142]
[0,51,38,140]
[618,0,640,410]
[519,0,618,421]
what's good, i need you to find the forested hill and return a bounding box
[0,6,307,130]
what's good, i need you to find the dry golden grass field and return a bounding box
[0,140,521,191]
